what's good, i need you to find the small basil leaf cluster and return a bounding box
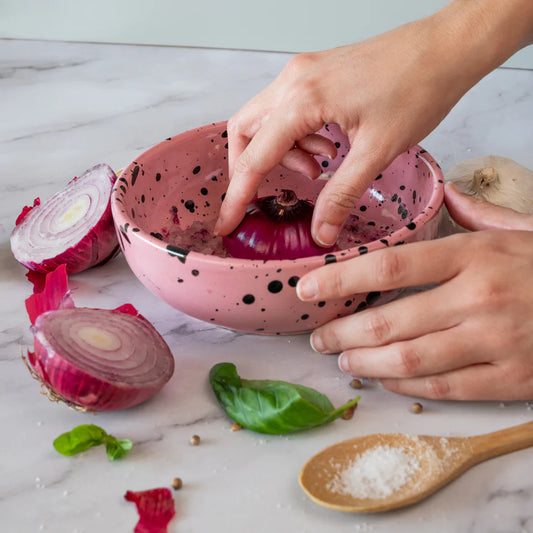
[53,424,132,461]
[209,362,359,434]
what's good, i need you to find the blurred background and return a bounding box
[1,0,532,68]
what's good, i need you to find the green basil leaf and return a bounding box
[105,436,133,461]
[209,362,359,435]
[53,424,107,456]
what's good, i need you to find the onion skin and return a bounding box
[10,164,119,275]
[25,265,175,412]
[222,190,334,260]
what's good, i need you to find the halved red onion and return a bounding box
[10,163,119,274]
[25,265,174,412]
[222,189,335,260]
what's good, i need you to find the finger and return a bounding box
[445,182,533,231]
[311,138,391,246]
[379,363,522,401]
[280,148,322,179]
[296,134,337,160]
[310,282,461,354]
[216,109,322,236]
[227,83,280,178]
[336,324,484,379]
[296,235,464,302]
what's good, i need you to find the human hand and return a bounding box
[215,1,521,246]
[295,183,533,400]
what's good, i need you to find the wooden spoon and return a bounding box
[299,420,533,513]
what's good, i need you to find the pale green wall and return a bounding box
[1,0,532,68]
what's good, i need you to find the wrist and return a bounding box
[428,0,533,89]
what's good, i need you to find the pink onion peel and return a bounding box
[125,488,176,533]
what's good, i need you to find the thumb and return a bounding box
[445,182,533,231]
[311,142,386,246]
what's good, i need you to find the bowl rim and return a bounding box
[111,121,444,268]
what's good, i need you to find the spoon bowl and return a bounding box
[299,420,533,513]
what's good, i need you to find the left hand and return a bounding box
[296,183,533,400]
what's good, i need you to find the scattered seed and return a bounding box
[230,422,243,432]
[171,477,183,490]
[411,402,423,414]
[190,434,201,445]
[349,378,363,389]
[342,404,357,420]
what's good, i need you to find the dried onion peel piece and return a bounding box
[10,163,119,274]
[25,265,175,412]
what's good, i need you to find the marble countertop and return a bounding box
[1,39,532,533]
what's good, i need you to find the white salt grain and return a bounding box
[327,445,420,499]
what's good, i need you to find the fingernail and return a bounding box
[213,219,222,236]
[296,277,318,301]
[316,222,340,247]
[310,332,325,353]
[338,353,351,373]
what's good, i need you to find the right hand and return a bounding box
[215,2,501,246]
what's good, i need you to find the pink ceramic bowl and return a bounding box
[111,122,443,334]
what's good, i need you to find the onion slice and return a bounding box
[25,265,175,412]
[11,163,119,274]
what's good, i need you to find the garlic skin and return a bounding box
[439,155,533,235]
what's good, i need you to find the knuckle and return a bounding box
[325,185,362,212]
[328,267,348,298]
[364,310,394,345]
[393,344,422,377]
[424,376,452,400]
[285,52,318,75]
[232,150,261,177]
[376,251,405,284]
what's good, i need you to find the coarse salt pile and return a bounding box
[327,445,420,499]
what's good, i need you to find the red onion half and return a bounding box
[10,163,119,274]
[25,265,175,412]
[222,189,334,260]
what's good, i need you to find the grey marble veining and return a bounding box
[1,39,532,533]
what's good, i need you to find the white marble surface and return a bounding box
[1,39,533,533]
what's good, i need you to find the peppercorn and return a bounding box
[342,404,357,420]
[171,477,183,490]
[190,434,201,445]
[349,378,363,390]
[411,402,423,414]
[230,422,243,432]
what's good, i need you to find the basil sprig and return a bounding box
[53,424,132,461]
[209,362,359,435]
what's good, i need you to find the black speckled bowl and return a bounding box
[111,122,444,334]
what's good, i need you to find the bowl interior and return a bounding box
[118,123,438,257]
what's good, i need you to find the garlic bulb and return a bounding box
[439,155,533,235]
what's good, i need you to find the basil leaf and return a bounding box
[53,424,107,456]
[209,362,359,435]
[105,436,133,461]
[53,424,132,461]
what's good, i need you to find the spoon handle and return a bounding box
[467,420,533,463]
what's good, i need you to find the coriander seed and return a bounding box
[171,477,183,490]
[342,404,357,420]
[411,402,423,414]
[190,434,201,445]
[230,422,243,432]
[349,378,363,390]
